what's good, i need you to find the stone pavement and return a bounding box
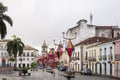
[1,69,118,80]
[0,71,23,80]
[22,69,67,80]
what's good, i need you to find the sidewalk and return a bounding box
[0,71,23,80]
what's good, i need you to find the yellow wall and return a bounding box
[87,45,98,73]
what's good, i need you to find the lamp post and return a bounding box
[62,32,77,69]
[62,32,77,80]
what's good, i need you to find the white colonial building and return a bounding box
[0,39,11,66]
[66,19,120,72]
[17,45,39,68]
[0,39,39,68]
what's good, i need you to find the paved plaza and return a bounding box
[0,69,119,80]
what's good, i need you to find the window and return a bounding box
[27,58,29,61]
[104,48,106,55]
[27,52,29,56]
[23,52,25,56]
[110,47,112,54]
[27,64,29,67]
[0,45,3,49]
[31,52,34,56]
[1,52,3,56]
[19,58,22,61]
[101,34,105,37]
[108,34,112,38]
[31,58,33,61]
[19,64,21,68]
[4,52,6,55]
[23,58,25,61]
[100,49,102,55]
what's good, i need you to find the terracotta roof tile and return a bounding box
[95,26,113,29]
[75,36,109,46]
[101,36,120,43]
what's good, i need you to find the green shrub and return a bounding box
[21,67,28,75]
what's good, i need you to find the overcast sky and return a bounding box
[1,0,120,54]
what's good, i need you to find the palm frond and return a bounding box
[2,14,13,26]
[0,19,7,39]
[0,2,7,12]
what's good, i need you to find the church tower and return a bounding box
[41,40,47,55]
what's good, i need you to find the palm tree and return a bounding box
[0,2,13,39]
[7,35,24,70]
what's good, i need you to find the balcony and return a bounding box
[74,57,79,60]
[103,55,107,60]
[88,57,92,61]
[91,57,96,61]
[98,55,102,60]
[88,57,96,61]
[115,54,120,61]
[108,54,113,61]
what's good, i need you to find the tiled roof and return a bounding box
[101,36,120,43]
[95,26,113,29]
[23,45,38,51]
[75,36,109,46]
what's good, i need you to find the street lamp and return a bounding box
[62,32,77,66]
[62,32,77,40]
[62,32,77,80]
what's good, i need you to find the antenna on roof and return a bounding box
[90,12,93,25]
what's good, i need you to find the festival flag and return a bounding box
[65,39,74,58]
[49,48,55,59]
[56,44,63,59]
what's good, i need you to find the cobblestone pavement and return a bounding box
[70,73,119,80]
[22,69,67,80]
[21,69,119,80]
[0,69,119,80]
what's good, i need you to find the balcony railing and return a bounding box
[103,55,107,60]
[75,57,79,60]
[115,54,120,61]
[108,54,113,61]
[71,57,79,61]
[98,55,102,60]
[88,57,96,61]
[88,57,92,61]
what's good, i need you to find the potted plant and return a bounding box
[21,67,28,76]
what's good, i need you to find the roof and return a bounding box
[101,36,120,44]
[24,45,38,51]
[75,36,109,46]
[0,39,12,42]
[95,26,117,29]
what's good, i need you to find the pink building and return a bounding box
[114,40,120,78]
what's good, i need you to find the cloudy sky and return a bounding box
[1,0,120,54]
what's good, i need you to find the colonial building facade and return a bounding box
[114,39,120,78]
[0,39,38,68]
[66,19,120,74]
